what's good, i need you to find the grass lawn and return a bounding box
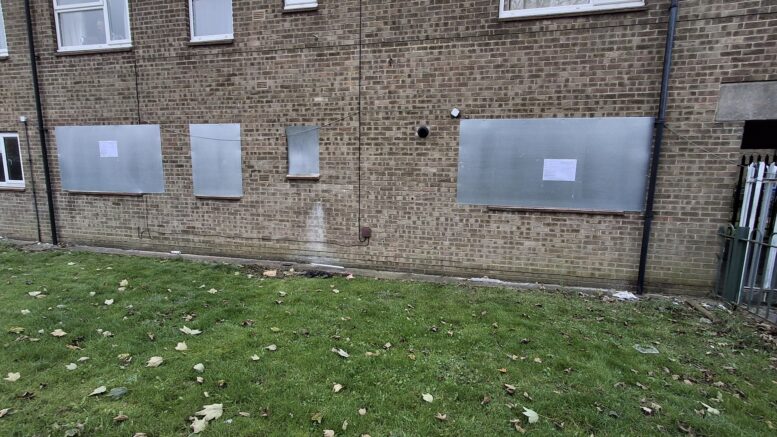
[1,244,776,436]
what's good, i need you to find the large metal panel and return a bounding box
[56,125,165,194]
[457,117,654,212]
[717,81,777,121]
[190,124,242,198]
[286,126,320,177]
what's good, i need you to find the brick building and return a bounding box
[1,1,775,294]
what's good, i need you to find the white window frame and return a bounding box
[0,133,25,189]
[53,0,132,53]
[284,0,318,12]
[0,0,8,57]
[189,0,234,43]
[499,0,645,20]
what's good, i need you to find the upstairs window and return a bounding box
[284,0,318,12]
[53,0,131,52]
[499,0,645,20]
[0,133,25,189]
[0,1,8,57]
[189,0,233,42]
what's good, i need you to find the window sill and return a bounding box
[283,5,319,13]
[498,3,646,21]
[55,46,133,57]
[195,195,242,200]
[0,186,25,192]
[64,190,143,197]
[0,54,8,61]
[187,38,235,47]
[287,174,320,181]
[486,205,628,216]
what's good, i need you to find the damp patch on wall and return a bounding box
[56,125,165,194]
[190,124,243,198]
[456,117,654,212]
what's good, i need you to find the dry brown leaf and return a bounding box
[0,408,10,418]
[333,383,344,393]
[331,348,349,358]
[3,373,20,382]
[50,329,67,337]
[113,414,129,422]
[504,384,516,395]
[358,408,367,416]
[88,386,107,396]
[180,326,202,336]
[324,430,335,437]
[422,393,434,403]
[263,270,277,278]
[193,363,205,372]
[265,344,277,351]
[311,412,323,423]
[175,342,188,351]
[435,413,448,421]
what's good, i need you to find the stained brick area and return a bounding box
[1,1,776,294]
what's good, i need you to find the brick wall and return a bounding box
[1,0,776,294]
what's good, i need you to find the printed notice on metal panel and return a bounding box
[99,141,119,158]
[542,159,577,182]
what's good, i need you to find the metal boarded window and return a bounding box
[456,117,654,212]
[286,126,320,179]
[55,125,165,194]
[190,124,242,198]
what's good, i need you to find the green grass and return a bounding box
[0,244,775,436]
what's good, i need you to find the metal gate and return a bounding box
[717,155,777,323]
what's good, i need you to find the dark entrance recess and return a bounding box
[741,120,777,149]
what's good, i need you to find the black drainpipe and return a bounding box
[637,0,679,294]
[24,0,58,245]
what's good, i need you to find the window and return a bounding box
[53,0,131,52]
[499,0,645,20]
[741,120,777,150]
[0,133,24,189]
[284,0,318,12]
[286,126,320,179]
[189,0,233,42]
[0,1,8,57]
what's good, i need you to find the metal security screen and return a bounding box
[190,124,242,198]
[456,117,654,212]
[56,125,165,194]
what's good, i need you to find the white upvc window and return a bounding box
[0,133,25,189]
[0,1,8,57]
[189,0,233,42]
[499,0,645,20]
[284,0,318,12]
[53,0,131,52]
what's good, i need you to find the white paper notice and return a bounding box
[99,141,119,158]
[542,159,577,182]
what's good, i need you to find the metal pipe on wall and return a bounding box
[23,0,58,245]
[637,0,680,294]
[21,118,42,242]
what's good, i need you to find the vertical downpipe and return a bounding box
[637,0,680,294]
[24,0,59,245]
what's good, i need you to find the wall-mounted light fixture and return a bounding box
[451,108,461,119]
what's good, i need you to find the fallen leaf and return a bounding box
[270,327,281,332]
[50,329,67,337]
[422,393,434,403]
[180,326,202,336]
[28,291,44,298]
[701,402,720,416]
[333,383,344,393]
[104,299,114,306]
[102,331,114,338]
[195,403,223,421]
[191,417,208,433]
[113,414,128,422]
[146,356,164,367]
[193,363,205,373]
[238,411,250,417]
[7,327,24,334]
[358,408,367,416]
[20,310,30,315]
[498,368,508,374]
[346,274,354,280]
[481,395,492,405]
[523,392,533,401]
[89,386,107,396]
[342,419,348,431]
[263,270,277,278]
[523,407,539,424]
[250,355,260,361]
[65,363,78,371]
[196,376,204,384]
[324,431,335,437]
[331,348,349,358]
[119,279,129,287]
[311,412,324,423]
[504,384,516,395]
[3,373,20,382]
[0,408,10,418]
[175,342,188,351]
[207,288,218,294]
[641,406,654,415]
[435,413,448,421]
[265,344,277,351]
[533,357,542,364]
[78,356,90,362]
[384,342,392,349]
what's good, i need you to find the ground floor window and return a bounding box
[0,133,24,188]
